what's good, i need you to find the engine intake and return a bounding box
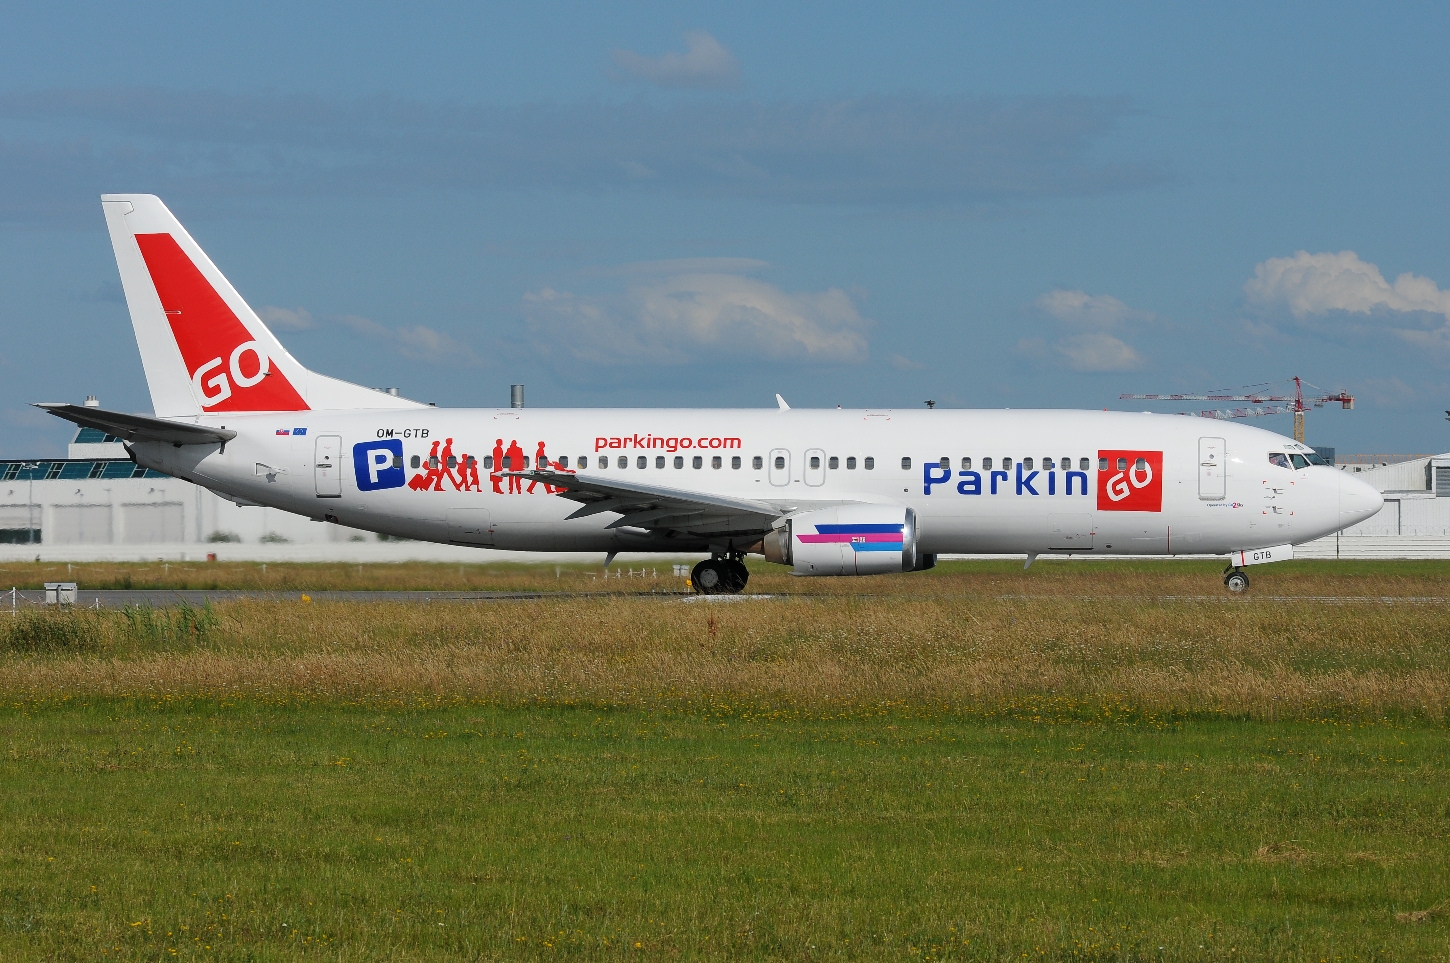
[767,505,918,576]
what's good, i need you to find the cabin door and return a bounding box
[1198,437,1225,500]
[314,435,342,497]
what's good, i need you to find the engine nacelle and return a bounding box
[769,505,918,576]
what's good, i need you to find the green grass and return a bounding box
[1,698,1447,961]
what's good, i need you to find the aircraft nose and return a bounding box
[1339,471,1383,527]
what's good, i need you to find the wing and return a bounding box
[35,403,237,447]
[508,469,785,538]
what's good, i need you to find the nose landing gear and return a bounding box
[1223,566,1249,594]
[691,554,750,595]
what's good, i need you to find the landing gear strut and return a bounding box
[691,554,750,595]
[1223,566,1249,594]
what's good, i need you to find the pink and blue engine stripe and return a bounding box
[796,523,904,553]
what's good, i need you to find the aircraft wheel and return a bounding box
[1224,570,1249,594]
[722,559,749,594]
[691,559,726,594]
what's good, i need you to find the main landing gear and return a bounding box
[1223,566,1249,594]
[691,555,750,595]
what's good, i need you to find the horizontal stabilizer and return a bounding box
[35,403,236,447]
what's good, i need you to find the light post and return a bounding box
[20,463,37,544]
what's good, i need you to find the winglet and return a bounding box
[775,393,790,411]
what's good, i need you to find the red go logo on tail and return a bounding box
[1097,450,1163,512]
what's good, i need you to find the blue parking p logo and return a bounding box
[353,439,405,491]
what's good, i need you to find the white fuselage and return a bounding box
[129,407,1383,558]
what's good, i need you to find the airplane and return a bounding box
[37,195,1383,594]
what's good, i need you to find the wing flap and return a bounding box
[508,469,784,536]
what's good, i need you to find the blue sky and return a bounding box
[3,1,1449,455]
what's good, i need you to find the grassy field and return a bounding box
[0,560,1448,960]
[2,555,1450,595]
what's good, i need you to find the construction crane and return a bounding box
[1120,377,1354,443]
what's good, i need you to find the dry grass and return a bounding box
[2,587,1448,720]
[1397,900,1450,924]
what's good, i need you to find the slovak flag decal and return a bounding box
[276,429,290,435]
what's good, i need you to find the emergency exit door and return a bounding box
[1198,437,1225,500]
[315,434,342,497]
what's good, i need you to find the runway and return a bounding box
[6,589,1446,608]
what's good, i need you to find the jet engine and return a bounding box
[763,505,918,576]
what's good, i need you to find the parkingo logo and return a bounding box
[1097,449,1163,512]
[354,439,406,491]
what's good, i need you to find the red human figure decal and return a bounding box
[467,454,482,491]
[528,441,550,493]
[490,438,504,494]
[438,437,460,490]
[408,440,443,490]
[505,439,525,493]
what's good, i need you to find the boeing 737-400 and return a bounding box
[38,195,1384,593]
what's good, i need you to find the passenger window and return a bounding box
[617,456,627,469]
[712,456,722,469]
[596,457,605,469]
[1116,457,1127,471]
[828,456,838,470]
[557,456,568,469]
[693,456,703,469]
[810,455,821,469]
[864,457,875,470]
[1268,453,1291,469]
[961,457,971,470]
[847,456,857,469]
[1043,458,1053,470]
[429,456,440,469]
[1135,457,1146,470]
[578,456,587,469]
[411,455,422,469]
[447,455,457,469]
[637,456,646,469]
[774,456,786,469]
[939,457,949,469]
[752,456,763,470]
[1003,457,1012,470]
[656,456,665,468]
[901,457,912,470]
[1099,458,1108,471]
[732,456,741,469]
[1081,458,1090,471]
[674,456,684,469]
[1062,456,1070,471]
[1290,454,1309,470]
[982,457,992,471]
[1023,457,1033,470]
[394,456,404,469]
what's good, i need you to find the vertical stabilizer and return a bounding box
[100,194,423,416]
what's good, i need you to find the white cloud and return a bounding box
[523,264,869,366]
[258,305,315,330]
[1245,250,1450,320]
[610,31,740,89]
[1023,289,1149,371]
[1052,332,1143,372]
[1034,289,1153,328]
[335,314,482,367]
[1020,333,1142,374]
[888,353,925,371]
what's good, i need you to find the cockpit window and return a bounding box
[1304,450,1328,466]
[1268,453,1291,469]
[1290,454,1310,470]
